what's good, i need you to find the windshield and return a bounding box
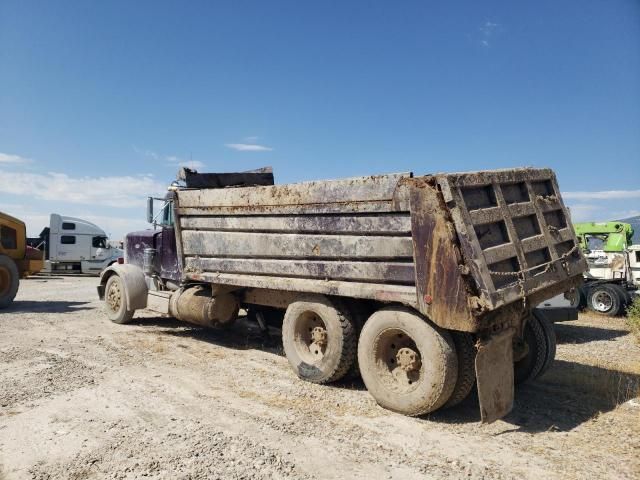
[161,201,174,227]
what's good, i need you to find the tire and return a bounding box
[587,284,623,317]
[443,331,476,409]
[104,275,135,324]
[567,286,586,310]
[0,255,20,309]
[282,295,357,384]
[532,310,556,379]
[609,284,631,313]
[342,302,373,380]
[357,306,458,416]
[514,314,547,385]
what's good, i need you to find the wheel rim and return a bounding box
[373,328,422,393]
[0,266,10,296]
[293,310,328,363]
[592,290,613,312]
[106,279,122,313]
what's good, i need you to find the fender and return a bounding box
[97,264,148,311]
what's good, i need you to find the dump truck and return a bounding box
[98,167,587,422]
[0,211,44,309]
[568,221,639,316]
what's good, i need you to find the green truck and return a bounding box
[571,221,639,315]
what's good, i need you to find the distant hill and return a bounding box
[618,215,640,244]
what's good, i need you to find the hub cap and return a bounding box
[375,329,422,392]
[106,279,122,313]
[592,291,613,313]
[293,311,328,362]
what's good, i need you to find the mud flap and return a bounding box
[475,328,515,424]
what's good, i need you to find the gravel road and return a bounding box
[1,276,639,479]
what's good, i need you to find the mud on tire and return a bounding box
[282,295,357,384]
[104,275,135,324]
[357,306,458,416]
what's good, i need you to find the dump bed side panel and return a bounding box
[407,177,479,331]
[436,168,587,311]
[175,173,418,304]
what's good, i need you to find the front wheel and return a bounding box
[104,275,135,324]
[357,307,458,416]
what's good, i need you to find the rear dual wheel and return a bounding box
[514,310,556,384]
[357,307,458,416]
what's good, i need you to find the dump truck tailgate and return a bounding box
[436,168,586,311]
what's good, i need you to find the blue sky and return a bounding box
[1,0,639,238]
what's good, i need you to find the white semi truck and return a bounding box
[35,214,123,275]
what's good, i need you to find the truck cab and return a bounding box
[123,193,180,287]
[39,214,124,274]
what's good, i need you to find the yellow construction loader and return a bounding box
[0,212,44,309]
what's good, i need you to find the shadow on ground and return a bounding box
[135,315,286,356]
[4,301,94,314]
[130,315,640,432]
[555,323,628,344]
[425,360,640,432]
[504,361,638,433]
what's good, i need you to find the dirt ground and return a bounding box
[1,276,639,480]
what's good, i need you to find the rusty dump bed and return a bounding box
[174,168,587,333]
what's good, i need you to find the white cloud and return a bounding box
[0,152,32,165]
[562,190,640,200]
[165,156,205,170]
[565,202,640,223]
[225,143,273,152]
[479,20,499,47]
[0,169,166,208]
[565,203,601,222]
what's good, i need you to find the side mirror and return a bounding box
[146,197,154,224]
